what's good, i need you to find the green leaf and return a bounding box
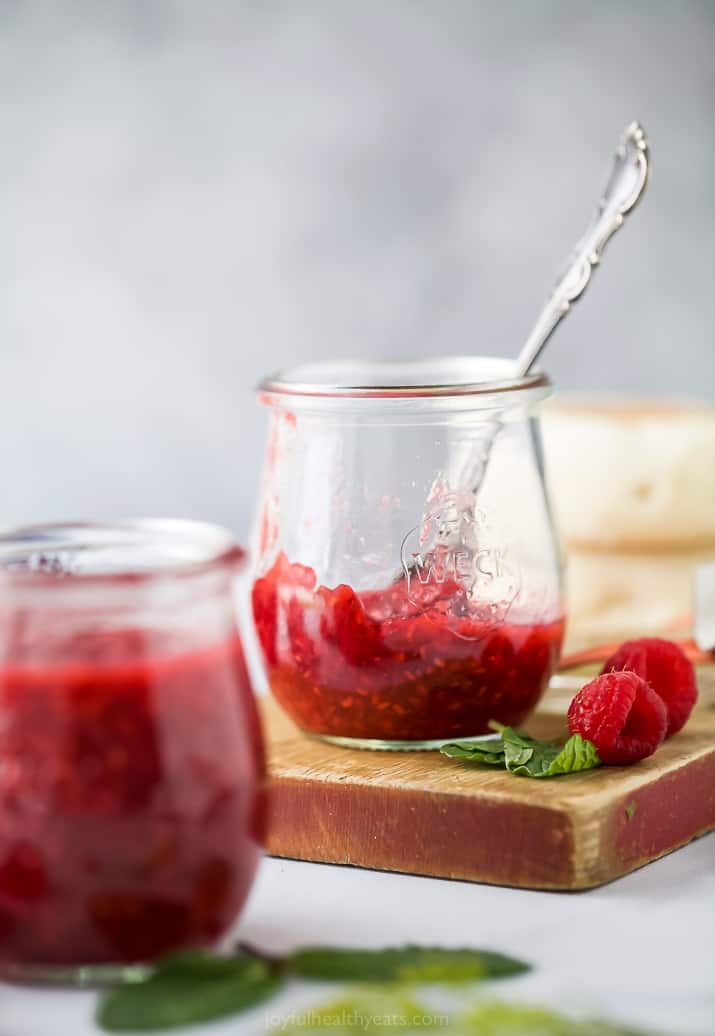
[441,727,601,779]
[149,949,257,978]
[286,946,530,984]
[502,736,535,769]
[96,952,282,1032]
[440,734,506,765]
[502,729,601,778]
[542,734,600,777]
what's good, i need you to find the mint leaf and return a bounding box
[287,946,530,983]
[151,949,260,978]
[501,728,536,770]
[502,729,601,778]
[96,945,530,1031]
[97,952,282,1032]
[539,733,600,777]
[440,728,601,779]
[440,734,506,765]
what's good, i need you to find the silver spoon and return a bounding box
[516,119,650,376]
[402,123,651,582]
[455,120,651,499]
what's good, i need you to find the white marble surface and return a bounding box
[3,838,715,1035]
[1,1,714,536]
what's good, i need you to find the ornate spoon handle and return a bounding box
[400,123,651,582]
[516,121,650,375]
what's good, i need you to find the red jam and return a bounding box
[0,630,264,968]
[253,553,564,741]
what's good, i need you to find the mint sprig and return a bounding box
[439,733,507,765]
[96,944,530,1032]
[97,951,281,1032]
[441,725,601,778]
[287,945,529,983]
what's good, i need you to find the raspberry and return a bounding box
[567,670,667,764]
[601,638,697,737]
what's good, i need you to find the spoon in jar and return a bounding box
[454,120,651,498]
[403,122,651,582]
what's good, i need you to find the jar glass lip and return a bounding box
[258,355,550,401]
[0,519,245,585]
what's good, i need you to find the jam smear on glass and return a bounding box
[253,553,564,741]
[0,630,264,968]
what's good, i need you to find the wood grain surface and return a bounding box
[263,668,715,890]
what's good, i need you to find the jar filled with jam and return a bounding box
[0,520,264,983]
[251,357,565,750]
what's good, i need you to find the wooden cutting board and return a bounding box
[263,669,715,890]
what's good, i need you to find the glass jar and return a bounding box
[0,520,265,984]
[251,357,565,749]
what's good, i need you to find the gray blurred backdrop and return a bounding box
[2,0,714,537]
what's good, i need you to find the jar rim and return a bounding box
[258,355,550,401]
[0,519,245,585]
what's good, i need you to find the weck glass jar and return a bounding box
[0,520,265,984]
[251,357,565,749]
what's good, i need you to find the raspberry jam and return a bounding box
[0,629,264,969]
[252,553,564,742]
